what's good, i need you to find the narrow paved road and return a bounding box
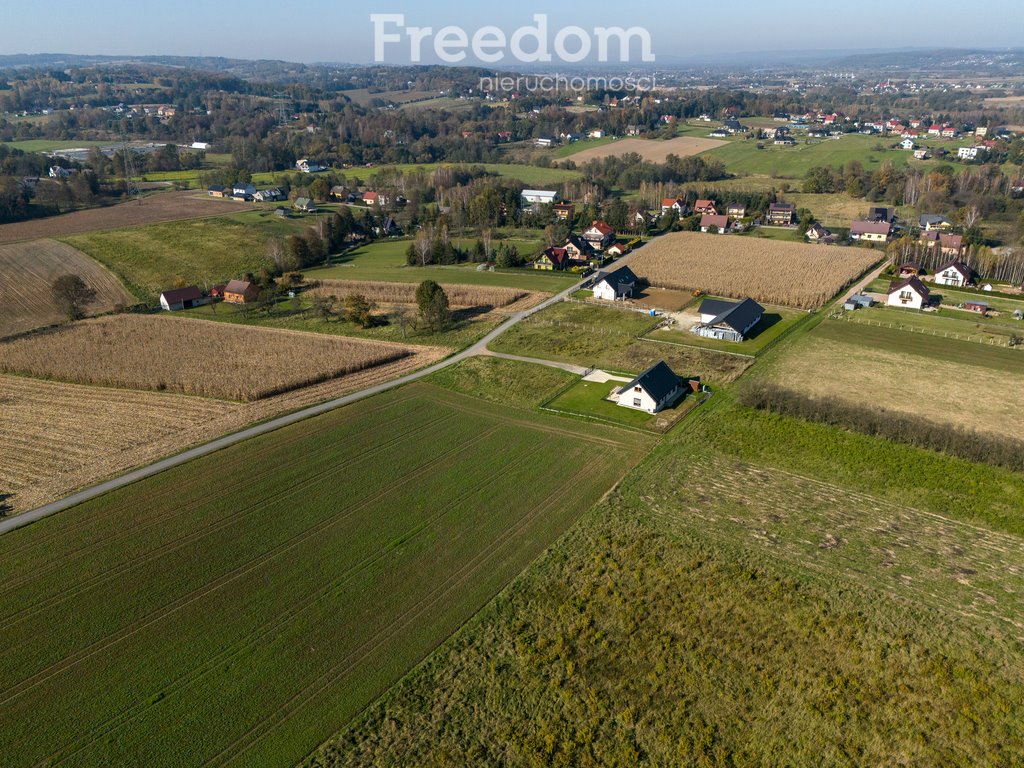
[842,260,889,304]
[0,260,634,534]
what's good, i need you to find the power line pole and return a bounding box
[119,118,142,205]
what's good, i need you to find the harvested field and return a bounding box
[565,136,727,164]
[630,231,878,309]
[0,347,446,515]
[310,280,537,310]
[0,239,135,338]
[0,314,413,401]
[0,190,254,245]
[761,319,1024,441]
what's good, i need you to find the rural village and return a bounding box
[2,20,1024,768]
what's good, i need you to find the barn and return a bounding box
[159,286,204,311]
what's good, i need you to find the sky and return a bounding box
[2,1,1022,66]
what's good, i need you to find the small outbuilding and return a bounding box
[159,285,203,311]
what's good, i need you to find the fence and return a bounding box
[828,311,1022,348]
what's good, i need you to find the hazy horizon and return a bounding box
[3,1,1022,67]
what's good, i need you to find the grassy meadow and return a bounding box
[0,383,651,768]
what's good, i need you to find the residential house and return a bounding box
[521,189,559,207]
[805,222,836,243]
[553,202,575,221]
[564,235,596,264]
[694,199,718,215]
[534,137,555,148]
[913,149,929,160]
[766,202,796,226]
[887,276,930,309]
[939,233,964,257]
[723,118,744,134]
[207,185,226,198]
[295,158,323,173]
[660,198,688,217]
[693,297,765,342]
[933,260,972,287]
[588,129,605,139]
[850,220,893,242]
[363,190,389,207]
[254,188,284,203]
[975,126,989,138]
[919,214,953,231]
[223,279,261,305]
[375,216,401,236]
[900,138,917,150]
[700,214,729,233]
[159,286,203,311]
[958,146,987,160]
[534,247,569,270]
[606,242,628,257]
[330,185,350,200]
[48,166,71,178]
[614,361,683,415]
[726,203,747,219]
[774,135,795,146]
[293,197,318,213]
[582,220,615,250]
[231,183,255,200]
[941,126,958,139]
[867,206,895,223]
[928,124,943,136]
[592,265,638,301]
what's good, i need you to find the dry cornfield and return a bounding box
[0,346,447,515]
[0,239,136,338]
[0,314,414,401]
[310,279,528,308]
[630,232,878,309]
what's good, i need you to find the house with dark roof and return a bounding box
[159,285,204,311]
[614,361,683,414]
[805,222,836,244]
[592,265,638,301]
[919,214,953,231]
[933,260,972,287]
[887,276,930,309]
[693,297,765,342]
[867,206,895,223]
[293,197,318,213]
[766,202,796,226]
[563,234,596,264]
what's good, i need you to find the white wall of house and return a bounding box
[888,288,926,309]
[593,280,619,301]
[935,268,968,286]
[616,383,681,414]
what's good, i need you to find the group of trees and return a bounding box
[405,225,466,266]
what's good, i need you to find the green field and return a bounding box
[490,301,753,383]
[705,133,939,178]
[62,216,282,300]
[0,383,651,768]
[426,356,576,410]
[544,378,674,430]
[550,136,621,158]
[305,238,575,292]
[311,391,1024,766]
[646,302,808,355]
[4,138,113,153]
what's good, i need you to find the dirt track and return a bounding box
[0,191,256,244]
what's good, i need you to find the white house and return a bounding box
[958,146,987,160]
[159,285,203,311]
[231,183,256,199]
[521,189,559,206]
[295,158,323,173]
[614,361,683,415]
[900,138,917,150]
[700,214,729,233]
[588,129,605,139]
[693,297,765,342]
[254,188,285,203]
[592,265,638,301]
[660,198,687,217]
[48,166,71,178]
[887,276,931,309]
[190,141,211,151]
[933,260,972,287]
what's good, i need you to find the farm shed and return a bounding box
[844,294,874,310]
[159,286,204,311]
[693,297,765,342]
[223,279,260,305]
[614,360,683,414]
[592,265,638,301]
[964,300,989,315]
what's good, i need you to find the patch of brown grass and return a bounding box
[0,314,413,401]
[0,239,135,338]
[631,231,878,309]
[566,136,726,163]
